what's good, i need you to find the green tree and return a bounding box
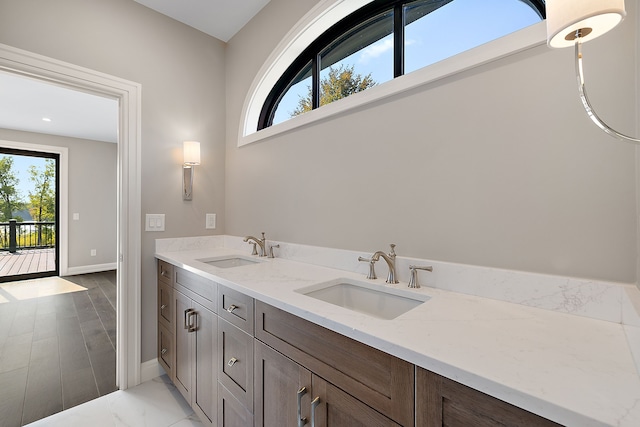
[28,159,56,245]
[0,156,23,221]
[291,64,377,117]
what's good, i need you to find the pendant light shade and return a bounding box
[547,0,626,48]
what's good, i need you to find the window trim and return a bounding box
[238,0,546,147]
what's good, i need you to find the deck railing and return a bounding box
[0,220,56,252]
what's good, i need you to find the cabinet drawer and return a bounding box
[175,268,217,312]
[158,280,174,330]
[255,301,414,426]
[218,383,254,427]
[416,368,560,427]
[158,323,175,381]
[218,285,254,334]
[158,260,174,285]
[218,318,254,411]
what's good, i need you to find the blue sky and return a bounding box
[1,154,49,203]
[273,0,542,124]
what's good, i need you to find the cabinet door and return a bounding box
[310,376,400,427]
[255,341,312,427]
[256,301,413,426]
[193,300,217,426]
[174,290,194,402]
[416,368,561,427]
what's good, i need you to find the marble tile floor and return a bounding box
[24,375,202,427]
[0,272,117,426]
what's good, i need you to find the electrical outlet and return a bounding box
[90,249,96,256]
[206,213,216,229]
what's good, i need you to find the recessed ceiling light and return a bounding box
[42,117,52,122]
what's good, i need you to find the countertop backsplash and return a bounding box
[156,235,640,327]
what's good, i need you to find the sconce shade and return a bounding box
[547,0,626,48]
[183,141,201,165]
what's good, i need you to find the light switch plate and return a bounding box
[146,214,165,231]
[206,213,216,229]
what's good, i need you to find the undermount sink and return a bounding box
[197,256,261,269]
[296,278,429,320]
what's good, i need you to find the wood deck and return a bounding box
[0,248,56,277]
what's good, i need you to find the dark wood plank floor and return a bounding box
[0,271,117,427]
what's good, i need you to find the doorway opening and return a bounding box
[0,148,59,282]
[0,42,142,399]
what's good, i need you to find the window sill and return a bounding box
[238,21,546,147]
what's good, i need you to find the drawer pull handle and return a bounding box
[310,397,321,427]
[297,387,308,427]
[187,310,197,333]
[226,304,238,313]
[227,357,238,367]
[161,348,168,355]
[184,308,195,329]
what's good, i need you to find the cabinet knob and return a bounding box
[161,348,167,355]
[227,357,238,367]
[160,304,167,310]
[226,304,238,313]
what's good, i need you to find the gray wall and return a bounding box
[0,0,226,362]
[225,0,638,284]
[0,129,117,269]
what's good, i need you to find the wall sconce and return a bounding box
[546,0,639,144]
[183,141,200,200]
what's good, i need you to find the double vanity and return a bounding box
[155,235,640,426]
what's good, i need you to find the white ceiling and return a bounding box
[0,2,269,144]
[133,0,271,42]
[0,71,119,143]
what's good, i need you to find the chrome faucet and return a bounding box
[370,244,398,284]
[243,232,266,257]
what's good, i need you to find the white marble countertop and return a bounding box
[156,246,640,427]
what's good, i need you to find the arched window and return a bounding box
[257,0,545,131]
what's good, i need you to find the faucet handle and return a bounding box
[268,244,280,258]
[358,256,377,280]
[408,265,433,289]
[389,244,396,257]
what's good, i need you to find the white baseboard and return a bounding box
[65,262,117,276]
[140,358,165,383]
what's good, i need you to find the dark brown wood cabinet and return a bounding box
[157,261,217,426]
[157,258,562,427]
[218,317,254,411]
[219,382,254,427]
[255,301,413,427]
[311,376,401,427]
[254,340,399,427]
[173,290,217,426]
[254,340,311,427]
[416,368,561,427]
[157,260,175,379]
